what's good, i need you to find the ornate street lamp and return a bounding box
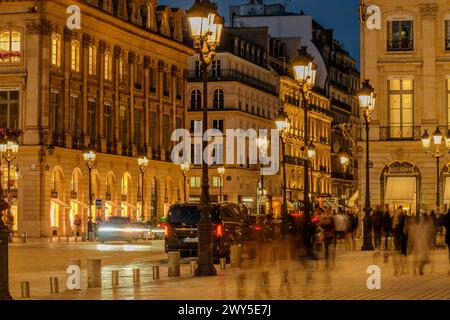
[83,147,96,239]
[217,166,225,203]
[358,79,375,251]
[421,127,449,210]
[339,147,350,174]
[187,0,223,277]
[180,161,190,203]
[274,109,290,226]
[257,136,269,215]
[137,155,149,221]
[0,139,19,221]
[292,46,317,255]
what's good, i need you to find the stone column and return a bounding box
[81,33,91,149]
[114,45,122,155]
[129,51,137,156]
[144,56,151,156]
[63,28,73,148]
[158,60,166,159]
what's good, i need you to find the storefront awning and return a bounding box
[384,177,416,204]
[348,191,358,207]
[443,177,450,204]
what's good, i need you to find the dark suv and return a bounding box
[164,202,251,261]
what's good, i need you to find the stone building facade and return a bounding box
[359,0,450,215]
[0,0,193,237]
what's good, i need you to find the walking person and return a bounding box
[410,214,433,275]
[320,210,336,267]
[442,209,450,274]
[87,217,94,241]
[372,206,383,253]
[393,206,404,250]
[73,214,82,237]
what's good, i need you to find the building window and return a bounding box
[212,60,221,78]
[135,108,142,147]
[149,112,156,149]
[446,20,450,50]
[104,50,113,81]
[119,57,127,85]
[120,105,128,145]
[51,33,61,67]
[88,45,97,76]
[213,89,224,109]
[88,99,97,142]
[0,30,21,63]
[190,89,201,110]
[190,177,201,188]
[70,40,80,72]
[69,94,80,137]
[212,176,223,188]
[176,77,182,100]
[135,64,143,90]
[213,119,223,131]
[50,90,61,136]
[162,115,170,148]
[149,67,157,92]
[103,102,113,144]
[387,20,413,51]
[0,90,19,129]
[163,72,170,97]
[389,79,414,139]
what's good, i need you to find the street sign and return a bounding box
[95,199,102,208]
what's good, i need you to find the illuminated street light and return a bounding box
[137,155,149,221]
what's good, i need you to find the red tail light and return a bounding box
[164,225,169,237]
[215,224,224,238]
[252,225,262,231]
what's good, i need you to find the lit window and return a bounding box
[190,177,201,188]
[0,30,21,63]
[388,79,414,139]
[71,40,80,72]
[104,50,113,81]
[387,20,413,51]
[88,45,97,75]
[212,176,223,188]
[0,90,19,129]
[51,33,61,67]
[213,89,224,109]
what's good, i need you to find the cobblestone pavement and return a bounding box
[9,239,450,300]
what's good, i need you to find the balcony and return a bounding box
[331,98,352,113]
[188,69,277,96]
[379,126,421,141]
[284,156,305,166]
[387,40,414,52]
[332,172,354,181]
[284,95,299,107]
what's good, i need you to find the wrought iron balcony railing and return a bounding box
[387,39,414,51]
[379,126,421,141]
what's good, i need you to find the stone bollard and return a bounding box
[66,259,81,290]
[168,251,180,277]
[189,260,197,274]
[87,259,102,288]
[220,257,226,270]
[152,266,160,280]
[21,281,30,298]
[133,268,140,283]
[50,277,59,294]
[112,271,119,287]
[230,245,242,267]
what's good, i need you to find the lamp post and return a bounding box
[187,0,223,277]
[83,147,96,238]
[339,147,350,175]
[0,137,13,300]
[421,127,450,210]
[275,109,290,217]
[257,136,269,215]
[180,161,190,203]
[137,155,149,221]
[217,166,225,203]
[358,79,376,251]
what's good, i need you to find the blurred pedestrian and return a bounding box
[410,215,433,275]
[429,211,438,249]
[393,206,404,250]
[372,206,383,252]
[87,217,94,241]
[73,214,81,237]
[383,209,393,250]
[346,210,358,250]
[442,209,450,271]
[320,210,335,267]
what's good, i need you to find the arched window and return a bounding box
[71,39,80,72]
[213,89,224,109]
[0,30,21,63]
[51,33,61,67]
[88,45,97,76]
[190,89,202,110]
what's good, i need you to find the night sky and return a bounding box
[160,0,360,66]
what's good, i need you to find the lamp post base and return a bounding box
[0,228,12,300]
[195,205,217,277]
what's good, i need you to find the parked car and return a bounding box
[164,202,251,261]
[96,216,150,243]
[248,214,266,242]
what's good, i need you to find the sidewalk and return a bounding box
[18,242,450,300]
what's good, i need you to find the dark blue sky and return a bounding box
[160,0,360,65]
